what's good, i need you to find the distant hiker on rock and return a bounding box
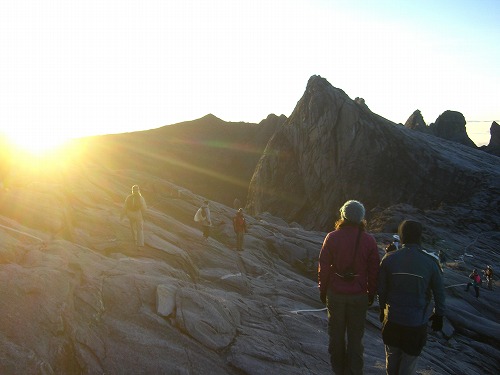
[385,234,400,253]
[318,200,380,375]
[378,220,446,375]
[121,185,147,247]
[194,200,212,240]
[465,269,481,298]
[483,265,494,291]
[232,208,247,251]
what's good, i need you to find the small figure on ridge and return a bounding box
[232,208,247,251]
[121,185,147,248]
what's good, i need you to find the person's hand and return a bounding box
[430,314,443,331]
[320,290,327,305]
[379,309,385,323]
[368,294,375,306]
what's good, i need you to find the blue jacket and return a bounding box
[378,244,446,327]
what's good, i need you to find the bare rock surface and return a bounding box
[0,162,498,374]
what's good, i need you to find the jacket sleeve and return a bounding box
[431,263,446,316]
[318,234,332,294]
[366,236,380,296]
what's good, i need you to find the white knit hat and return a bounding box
[340,200,366,223]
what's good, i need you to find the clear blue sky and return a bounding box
[1,0,498,151]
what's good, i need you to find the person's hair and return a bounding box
[335,218,366,231]
[398,220,422,244]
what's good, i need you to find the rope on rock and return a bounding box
[290,307,327,314]
[0,222,46,250]
[445,283,468,289]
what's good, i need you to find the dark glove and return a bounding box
[320,290,327,305]
[368,294,375,306]
[430,314,443,331]
[379,309,385,323]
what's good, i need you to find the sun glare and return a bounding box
[5,131,70,156]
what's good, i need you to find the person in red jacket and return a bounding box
[232,208,247,251]
[465,269,481,298]
[318,200,380,375]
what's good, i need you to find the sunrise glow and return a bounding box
[0,0,498,147]
[5,131,70,156]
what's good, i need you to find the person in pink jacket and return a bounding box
[318,200,380,375]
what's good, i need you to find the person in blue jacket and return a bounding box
[378,220,446,375]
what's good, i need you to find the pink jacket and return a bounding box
[318,225,380,296]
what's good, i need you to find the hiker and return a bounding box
[483,265,494,291]
[318,200,380,375]
[196,200,212,240]
[465,269,481,298]
[232,208,247,251]
[385,234,400,253]
[121,185,147,247]
[378,220,446,375]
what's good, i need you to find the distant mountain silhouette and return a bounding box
[78,113,286,207]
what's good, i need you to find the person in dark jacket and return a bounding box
[318,200,380,375]
[232,208,247,251]
[121,185,147,247]
[378,220,446,375]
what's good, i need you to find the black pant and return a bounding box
[466,283,479,298]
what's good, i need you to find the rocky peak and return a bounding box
[428,110,476,147]
[404,109,427,132]
[480,121,500,156]
[246,76,499,231]
[490,121,500,146]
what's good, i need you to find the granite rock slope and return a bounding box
[0,161,498,374]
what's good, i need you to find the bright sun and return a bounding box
[5,130,70,156]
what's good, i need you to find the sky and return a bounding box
[1,0,499,152]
